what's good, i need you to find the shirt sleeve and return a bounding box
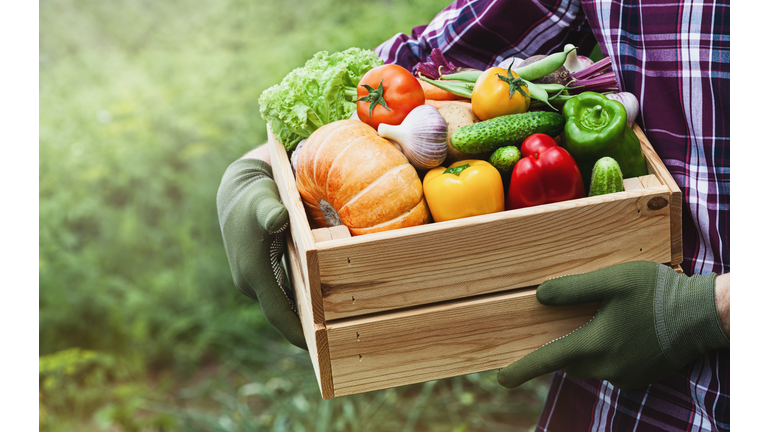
[375,0,598,72]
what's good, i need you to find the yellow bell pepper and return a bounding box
[423,160,505,222]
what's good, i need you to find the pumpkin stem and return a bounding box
[319,200,342,227]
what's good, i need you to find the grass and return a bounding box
[39,0,555,430]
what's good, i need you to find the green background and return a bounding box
[39,0,559,430]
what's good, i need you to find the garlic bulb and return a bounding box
[377,105,448,170]
[605,92,640,126]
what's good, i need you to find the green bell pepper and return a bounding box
[561,92,647,189]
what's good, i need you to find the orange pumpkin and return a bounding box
[295,120,431,236]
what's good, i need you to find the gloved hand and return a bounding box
[498,261,729,389]
[217,157,307,350]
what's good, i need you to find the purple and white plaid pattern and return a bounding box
[376,0,730,429]
[375,0,599,72]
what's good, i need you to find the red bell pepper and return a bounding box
[506,133,585,210]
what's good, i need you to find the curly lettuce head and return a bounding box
[259,47,384,151]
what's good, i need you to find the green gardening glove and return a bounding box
[217,157,307,350]
[497,261,729,389]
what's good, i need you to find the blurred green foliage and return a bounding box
[40,0,553,430]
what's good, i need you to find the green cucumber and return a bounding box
[589,156,624,196]
[489,146,521,176]
[450,111,565,154]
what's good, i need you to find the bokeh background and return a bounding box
[39,0,554,430]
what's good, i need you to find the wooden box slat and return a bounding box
[269,130,326,326]
[315,185,671,319]
[326,290,597,397]
[633,126,683,265]
[285,229,332,397]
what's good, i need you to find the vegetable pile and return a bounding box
[260,46,649,235]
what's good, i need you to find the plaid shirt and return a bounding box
[376,0,730,430]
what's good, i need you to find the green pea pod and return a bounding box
[560,92,647,190]
[417,75,474,98]
[439,70,483,82]
[521,79,556,110]
[513,47,577,81]
[535,83,570,96]
[441,48,576,84]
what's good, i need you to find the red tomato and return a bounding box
[356,64,425,131]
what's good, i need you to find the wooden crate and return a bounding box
[268,124,682,399]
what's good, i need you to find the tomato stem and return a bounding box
[496,64,529,100]
[356,79,391,118]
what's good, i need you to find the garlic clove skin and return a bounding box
[605,92,640,126]
[377,105,448,171]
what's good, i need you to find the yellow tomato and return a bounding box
[471,67,531,121]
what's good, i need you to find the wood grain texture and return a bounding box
[329,225,351,240]
[313,226,352,243]
[316,186,672,319]
[312,228,334,244]
[325,288,598,396]
[633,124,683,265]
[622,177,644,191]
[285,231,334,399]
[639,174,662,188]
[269,129,326,325]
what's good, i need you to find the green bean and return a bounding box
[529,94,578,110]
[521,79,556,110]
[417,75,474,98]
[513,47,577,81]
[535,83,568,94]
[438,70,483,82]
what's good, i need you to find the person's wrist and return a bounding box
[715,273,730,337]
[241,143,271,165]
[656,266,728,368]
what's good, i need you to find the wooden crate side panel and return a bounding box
[634,124,683,265]
[268,130,326,324]
[317,187,672,319]
[285,233,334,399]
[326,289,598,397]
[325,287,589,358]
